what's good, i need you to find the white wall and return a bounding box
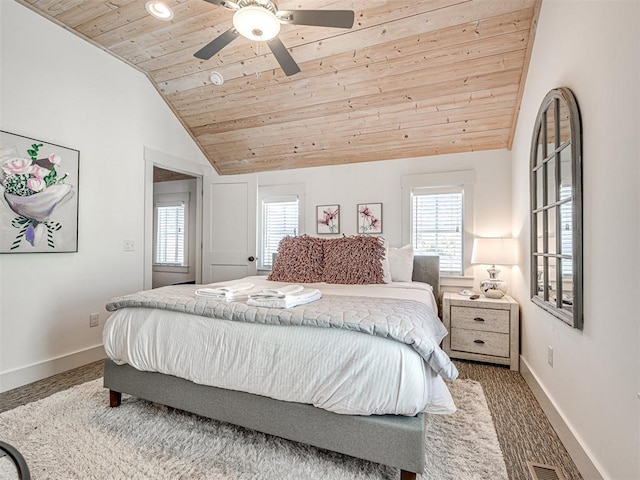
[0,1,211,391]
[510,1,640,478]
[251,148,514,290]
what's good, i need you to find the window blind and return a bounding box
[412,189,463,274]
[262,198,298,269]
[155,203,185,265]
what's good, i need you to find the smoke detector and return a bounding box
[209,71,224,86]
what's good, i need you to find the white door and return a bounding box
[202,177,257,283]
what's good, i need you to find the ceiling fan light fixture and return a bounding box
[233,5,280,41]
[145,1,174,20]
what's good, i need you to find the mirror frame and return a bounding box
[529,87,583,329]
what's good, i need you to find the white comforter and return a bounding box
[103,277,456,416]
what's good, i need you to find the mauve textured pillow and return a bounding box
[268,235,325,283]
[322,236,385,284]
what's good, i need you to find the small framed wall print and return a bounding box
[357,203,382,234]
[317,204,340,234]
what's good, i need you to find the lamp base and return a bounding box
[479,278,508,299]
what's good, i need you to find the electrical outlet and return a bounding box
[547,345,554,367]
[89,313,99,327]
[123,240,135,251]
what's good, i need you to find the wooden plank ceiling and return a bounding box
[19,0,540,175]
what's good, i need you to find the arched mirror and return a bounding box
[530,87,583,329]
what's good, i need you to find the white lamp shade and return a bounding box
[471,238,517,265]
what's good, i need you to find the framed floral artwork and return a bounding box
[0,131,79,253]
[316,204,340,234]
[357,203,382,234]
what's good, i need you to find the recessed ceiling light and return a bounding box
[209,71,224,86]
[145,1,174,20]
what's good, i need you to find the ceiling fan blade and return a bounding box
[194,28,239,60]
[202,0,239,11]
[277,10,355,29]
[266,38,301,77]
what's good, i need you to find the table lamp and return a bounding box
[471,238,517,299]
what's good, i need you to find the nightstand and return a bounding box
[442,292,519,371]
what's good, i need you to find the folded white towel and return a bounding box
[195,283,256,302]
[247,288,322,309]
[195,289,244,301]
[206,283,254,294]
[260,284,305,297]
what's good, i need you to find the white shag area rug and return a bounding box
[0,378,507,480]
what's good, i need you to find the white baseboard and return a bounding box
[0,345,105,393]
[520,356,605,480]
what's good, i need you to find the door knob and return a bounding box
[248,256,256,262]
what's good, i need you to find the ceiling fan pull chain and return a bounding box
[255,41,263,79]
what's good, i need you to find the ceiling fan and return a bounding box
[194,0,355,76]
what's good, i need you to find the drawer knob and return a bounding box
[473,339,485,345]
[473,317,485,322]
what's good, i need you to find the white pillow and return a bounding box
[388,244,414,282]
[379,237,392,283]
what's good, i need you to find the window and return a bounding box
[257,184,305,271]
[261,198,298,269]
[411,187,464,275]
[154,194,188,266]
[402,170,475,277]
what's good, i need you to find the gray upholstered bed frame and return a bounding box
[104,255,440,480]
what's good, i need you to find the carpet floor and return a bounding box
[0,359,583,480]
[0,377,504,479]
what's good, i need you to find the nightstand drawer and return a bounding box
[450,306,510,333]
[450,328,510,357]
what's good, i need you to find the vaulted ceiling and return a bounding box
[18,0,540,175]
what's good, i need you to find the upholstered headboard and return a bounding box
[412,255,440,299]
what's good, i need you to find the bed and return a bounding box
[103,237,457,480]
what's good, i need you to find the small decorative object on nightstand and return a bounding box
[471,237,517,299]
[442,292,520,371]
